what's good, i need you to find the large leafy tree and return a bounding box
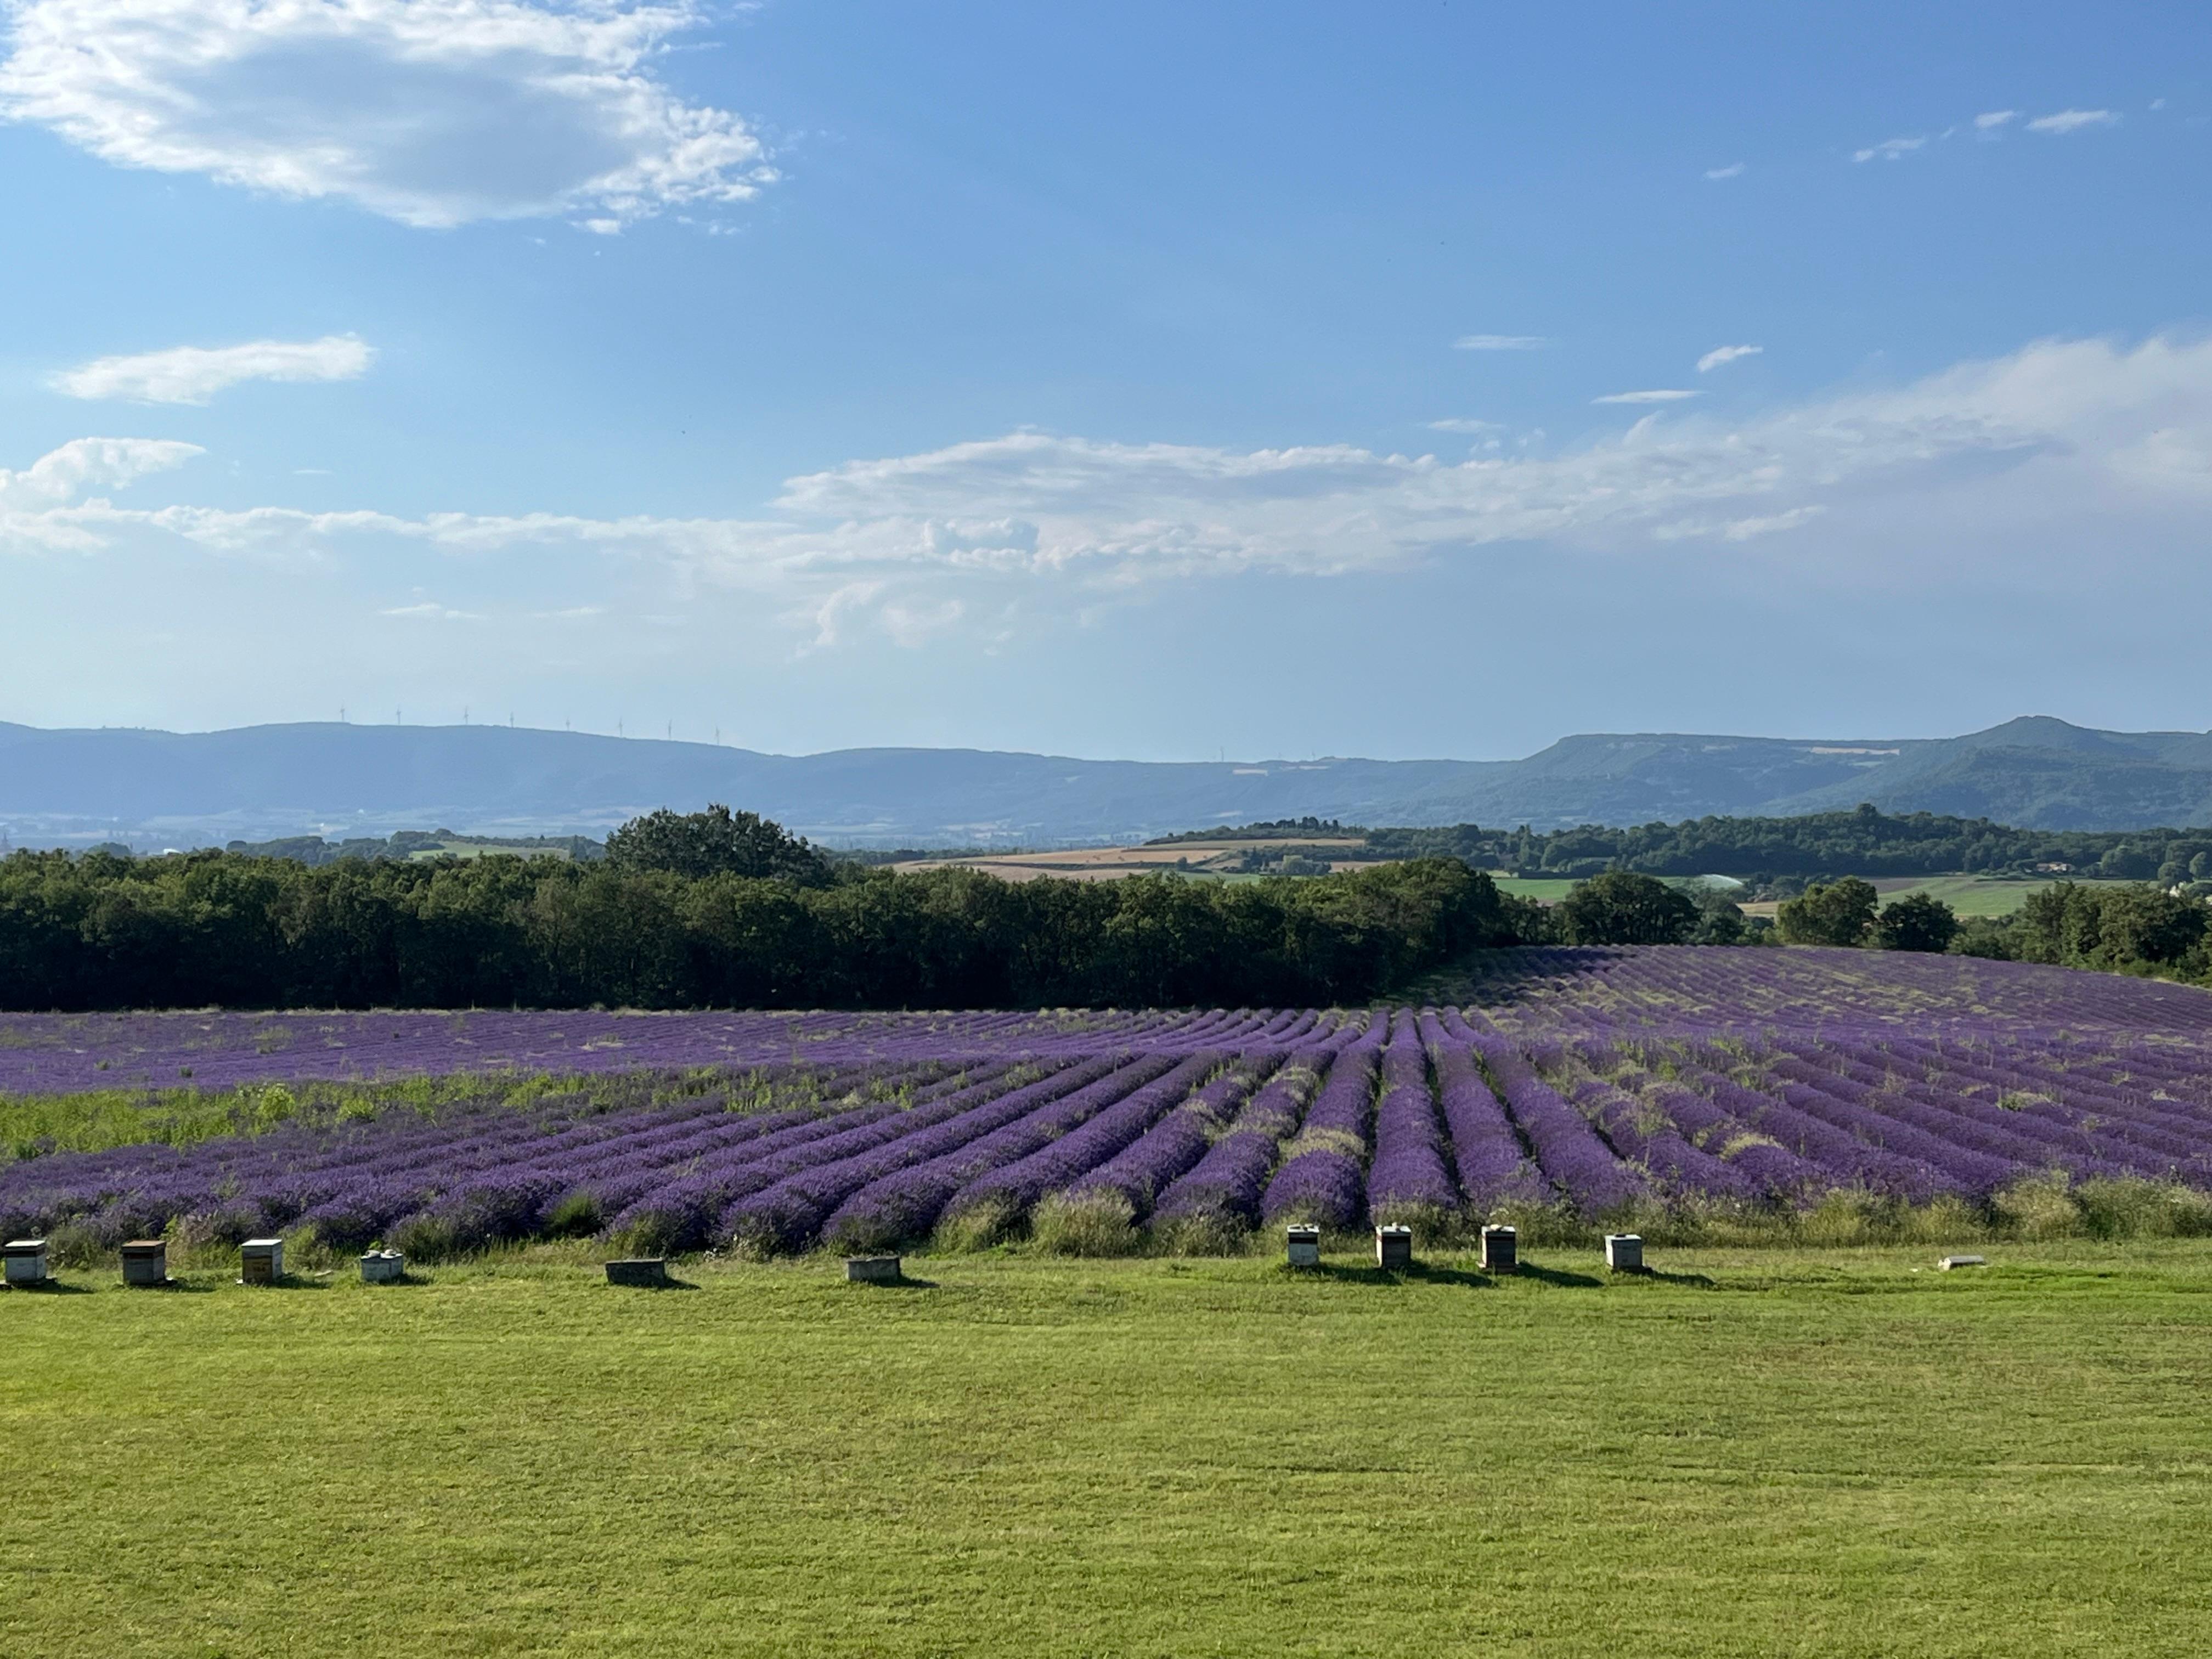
[1871,892,1959,953]
[603,805,833,887]
[1776,877,1880,946]
[1558,871,1699,945]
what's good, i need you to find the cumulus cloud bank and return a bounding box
[0,0,773,228]
[54,336,374,404]
[8,336,2212,643]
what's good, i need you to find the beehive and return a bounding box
[121,1240,168,1287]
[845,1256,902,1284]
[1604,1233,1644,1272]
[1374,1224,1414,1270]
[604,1257,671,1288]
[1284,1226,1322,1268]
[359,1250,405,1284]
[239,1238,285,1284]
[3,1239,50,1287]
[1479,1224,1517,1272]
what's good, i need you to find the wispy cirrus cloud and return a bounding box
[53,336,374,404]
[1593,389,1700,405]
[1696,345,1763,374]
[1853,136,1926,163]
[1426,417,1505,434]
[1453,334,1548,351]
[1974,110,2019,131]
[0,0,775,229]
[2027,109,2119,135]
[1703,163,1745,180]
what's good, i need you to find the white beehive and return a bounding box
[239,1238,285,1285]
[1479,1224,1517,1272]
[1284,1226,1322,1268]
[1604,1233,1644,1272]
[359,1250,405,1284]
[3,1239,50,1286]
[1374,1224,1414,1270]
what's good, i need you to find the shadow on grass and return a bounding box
[2,1279,95,1295]
[124,1277,217,1294]
[238,1276,329,1291]
[848,1273,938,1290]
[1293,1262,1495,1290]
[1621,1266,1717,1288]
[1503,1263,1606,1289]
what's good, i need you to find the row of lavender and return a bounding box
[7,962,2210,1253]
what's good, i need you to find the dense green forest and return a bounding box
[0,830,1515,1012]
[1158,806,2212,883]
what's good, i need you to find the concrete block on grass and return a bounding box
[605,1258,671,1288]
[845,1256,902,1284]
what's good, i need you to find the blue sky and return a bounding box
[1,1,2206,760]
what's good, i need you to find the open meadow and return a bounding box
[7,1243,2212,1657]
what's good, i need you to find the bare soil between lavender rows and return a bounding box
[5,1242,2210,1657]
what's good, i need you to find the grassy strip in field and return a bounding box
[5,1244,2210,1657]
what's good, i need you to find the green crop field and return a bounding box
[7,1244,2210,1657]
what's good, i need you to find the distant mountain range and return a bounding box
[3,715,2210,850]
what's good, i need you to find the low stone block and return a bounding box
[1604,1233,1644,1272]
[1939,1254,1988,1271]
[605,1257,671,1288]
[1480,1224,1518,1273]
[121,1240,168,1288]
[845,1256,902,1284]
[359,1250,406,1284]
[4,1238,50,1287]
[1375,1224,1414,1270]
[1284,1226,1321,1268]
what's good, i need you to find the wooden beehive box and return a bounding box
[121,1240,168,1287]
[1604,1233,1644,1272]
[845,1256,902,1284]
[1374,1224,1414,1270]
[359,1250,405,1284]
[3,1239,50,1287]
[1480,1224,1517,1272]
[605,1258,671,1288]
[1284,1226,1321,1268]
[239,1238,285,1285]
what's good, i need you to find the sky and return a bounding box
[0,1,2207,762]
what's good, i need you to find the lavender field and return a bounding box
[7,947,2212,1256]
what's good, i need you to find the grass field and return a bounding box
[7,1244,2211,1656]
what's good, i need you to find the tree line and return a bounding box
[0,809,1523,1011]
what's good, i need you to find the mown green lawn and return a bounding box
[5,1244,2210,1657]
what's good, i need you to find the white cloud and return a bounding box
[1974,110,2019,131]
[12,335,2212,647]
[1593,390,1701,405]
[1453,334,1548,351]
[1703,163,1745,180]
[1696,345,1763,374]
[53,335,374,404]
[380,601,480,621]
[1427,417,1505,434]
[2027,109,2119,135]
[0,0,774,229]
[1853,137,1926,162]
